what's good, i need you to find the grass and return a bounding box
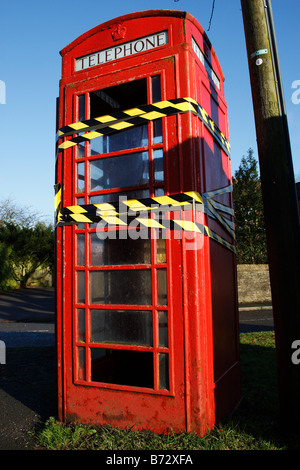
[34,331,300,450]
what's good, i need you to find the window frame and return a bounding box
[72,71,173,395]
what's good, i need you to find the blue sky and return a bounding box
[0,0,299,223]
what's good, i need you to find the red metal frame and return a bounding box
[55,10,240,436]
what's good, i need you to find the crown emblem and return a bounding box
[112,24,126,41]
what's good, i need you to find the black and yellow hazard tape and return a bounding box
[203,225,234,252]
[57,191,204,226]
[54,183,61,224]
[55,185,235,252]
[57,97,231,156]
[203,196,235,240]
[202,184,235,237]
[57,98,196,138]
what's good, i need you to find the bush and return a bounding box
[0,241,12,290]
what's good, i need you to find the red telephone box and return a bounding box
[55,10,240,436]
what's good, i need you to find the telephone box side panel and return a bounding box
[172,34,217,433]
[56,76,80,422]
[160,14,239,431]
[185,19,241,421]
[55,88,64,421]
[55,81,67,422]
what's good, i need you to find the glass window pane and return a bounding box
[77,347,86,380]
[89,270,152,305]
[158,311,168,347]
[91,348,154,388]
[153,119,163,144]
[156,238,166,264]
[158,353,169,390]
[90,310,153,346]
[77,162,85,192]
[77,271,85,303]
[77,309,85,342]
[90,234,151,266]
[154,148,164,182]
[77,234,85,266]
[90,189,150,204]
[157,269,167,305]
[151,76,162,144]
[76,197,85,229]
[89,135,106,156]
[89,151,149,192]
[78,94,85,121]
[151,75,161,102]
[154,187,164,197]
[90,125,148,156]
[77,95,86,158]
[77,140,85,158]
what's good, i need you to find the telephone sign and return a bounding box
[75,31,168,71]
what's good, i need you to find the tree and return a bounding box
[0,222,54,288]
[0,198,54,288]
[233,148,267,263]
[0,197,40,228]
[0,242,12,290]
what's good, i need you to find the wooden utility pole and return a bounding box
[240,0,300,429]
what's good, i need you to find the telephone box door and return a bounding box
[60,59,187,432]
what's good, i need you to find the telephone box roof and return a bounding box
[60,9,223,81]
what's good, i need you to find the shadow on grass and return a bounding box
[226,332,300,450]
